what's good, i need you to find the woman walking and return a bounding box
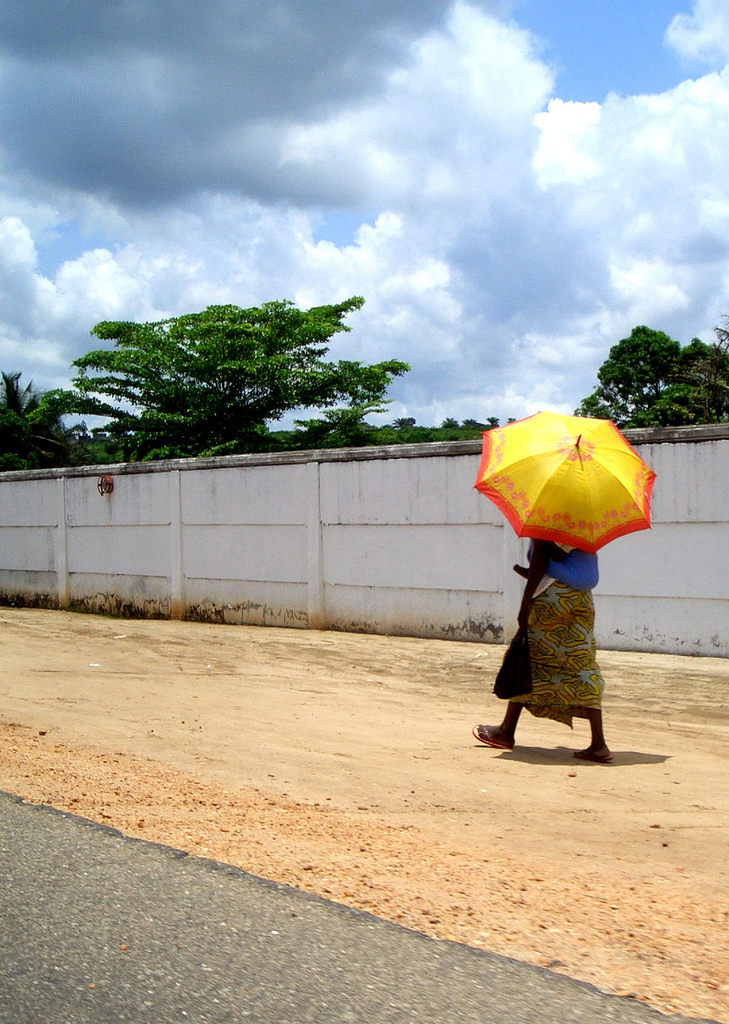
[472,538,612,763]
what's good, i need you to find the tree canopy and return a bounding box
[0,405,34,471]
[576,323,729,427]
[59,297,410,461]
[0,371,82,469]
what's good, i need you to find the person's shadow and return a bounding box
[474,744,669,766]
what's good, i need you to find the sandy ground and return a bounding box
[0,608,727,1022]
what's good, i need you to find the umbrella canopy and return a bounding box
[474,411,656,553]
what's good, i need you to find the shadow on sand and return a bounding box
[473,744,670,767]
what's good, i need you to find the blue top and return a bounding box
[547,547,599,591]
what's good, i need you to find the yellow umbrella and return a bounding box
[474,411,656,553]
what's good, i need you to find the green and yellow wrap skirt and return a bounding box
[513,581,605,727]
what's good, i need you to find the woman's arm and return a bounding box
[517,539,550,630]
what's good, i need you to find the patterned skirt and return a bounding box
[512,582,605,727]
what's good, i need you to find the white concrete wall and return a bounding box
[593,431,729,656]
[0,476,59,601]
[0,426,727,656]
[318,453,504,641]
[180,460,312,627]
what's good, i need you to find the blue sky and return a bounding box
[2,0,729,427]
[34,221,115,280]
[516,0,695,100]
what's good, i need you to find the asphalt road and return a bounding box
[0,791,717,1024]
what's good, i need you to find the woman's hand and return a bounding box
[517,601,531,631]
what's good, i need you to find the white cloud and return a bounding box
[0,216,44,338]
[610,258,692,318]
[533,100,602,187]
[532,70,729,340]
[281,3,552,211]
[666,0,729,67]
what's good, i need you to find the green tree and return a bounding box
[578,323,729,427]
[676,329,729,423]
[0,405,36,470]
[2,370,39,418]
[291,401,386,449]
[0,371,82,469]
[1,372,41,470]
[60,298,410,461]
[577,326,683,427]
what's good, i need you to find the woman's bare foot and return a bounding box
[574,745,613,764]
[472,724,514,750]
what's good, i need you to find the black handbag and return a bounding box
[493,628,532,699]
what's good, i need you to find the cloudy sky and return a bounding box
[2,0,729,426]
